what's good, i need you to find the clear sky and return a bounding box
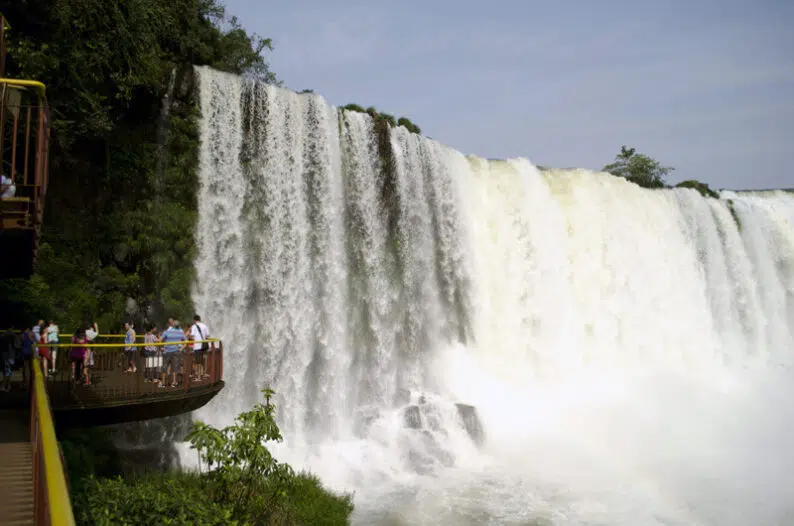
[222,0,793,190]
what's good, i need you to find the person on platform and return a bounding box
[70,328,90,385]
[85,321,98,370]
[143,326,161,383]
[36,321,51,378]
[189,314,211,381]
[32,319,43,356]
[45,320,59,374]
[159,318,185,388]
[124,322,137,373]
[0,173,15,198]
[21,327,35,384]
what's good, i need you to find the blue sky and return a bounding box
[223,0,793,190]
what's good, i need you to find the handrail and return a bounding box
[33,338,224,403]
[0,331,209,340]
[44,338,221,348]
[0,330,145,337]
[0,77,47,98]
[31,358,76,525]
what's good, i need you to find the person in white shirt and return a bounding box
[85,322,98,369]
[0,174,15,198]
[189,314,210,380]
[46,321,59,374]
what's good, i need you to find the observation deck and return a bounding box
[0,335,225,428]
[0,13,51,279]
[0,333,225,524]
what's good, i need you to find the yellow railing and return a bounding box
[38,338,225,401]
[0,77,47,98]
[31,358,76,526]
[45,338,221,348]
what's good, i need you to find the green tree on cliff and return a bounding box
[603,145,673,189]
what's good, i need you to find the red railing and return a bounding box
[0,97,50,228]
[38,338,224,405]
[0,13,51,277]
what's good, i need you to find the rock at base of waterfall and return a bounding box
[455,403,485,447]
[405,430,454,475]
[403,405,422,429]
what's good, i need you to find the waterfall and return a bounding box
[191,66,794,526]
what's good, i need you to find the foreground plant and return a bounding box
[70,388,353,525]
[187,388,354,525]
[187,389,295,511]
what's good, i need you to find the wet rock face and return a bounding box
[403,400,485,447]
[455,403,485,447]
[406,430,454,475]
[403,405,422,429]
[373,398,487,475]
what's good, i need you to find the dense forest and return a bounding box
[0,0,279,331]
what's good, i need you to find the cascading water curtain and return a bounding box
[192,65,794,526]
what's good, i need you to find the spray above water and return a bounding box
[191,66,794,525]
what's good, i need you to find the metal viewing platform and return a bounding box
[0,332,225,525]
[0,13,51,278]
[0,336,225,428]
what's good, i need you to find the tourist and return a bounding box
[159,318,185,388]
[0,172,15,198]
[36,321,51,378]
[189,314,211,380]
[124,322,137,373]
[21,328,35,383]
[70,328,90,385]
[85,321,98,370]
[45,320,59,374]
[143,326,160,383]
[31,319,43,356]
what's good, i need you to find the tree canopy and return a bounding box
[602,145,674,189]
[341,103,422,134]
[0,0,278,330]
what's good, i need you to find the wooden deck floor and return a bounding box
[0,412,34,526]
[0,355,219,410]
[0,354,224,428]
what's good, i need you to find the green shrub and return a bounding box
[396,117,421,134]
[276,472,355,526]
[187,388,354,525]
[341,103,365,113]
[675,179,719,199]
[341,104,422,134]
[76,473,236,526]
[65,389,354,525]
[603,145,673,189]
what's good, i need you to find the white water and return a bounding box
[190,66,794,526]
